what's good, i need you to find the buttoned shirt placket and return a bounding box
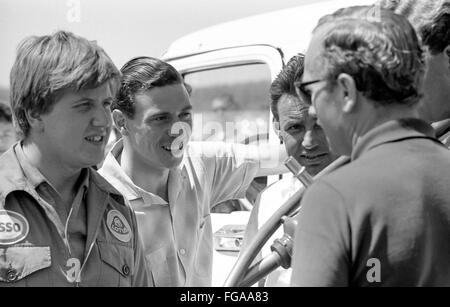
[15,146,102,286]
[167,167,188,285]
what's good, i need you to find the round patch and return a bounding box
[106,210,132,242]
[0,210,29,245]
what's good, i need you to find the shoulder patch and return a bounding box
[0,210,29,245]
[106,210,132,242]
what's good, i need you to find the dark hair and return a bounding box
[113,56,190,118]
[270,54,305,121]
[315,5,425,106]
[377,0,450,55]
[0,102,12,123]
[10,30,120,139]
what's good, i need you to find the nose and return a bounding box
[308,105,317,118]
[302,129,318,150]
[92,105,112,128]
[168,120,191,138]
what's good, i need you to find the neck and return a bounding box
[120,140,170,200]
[351,102,420,150]
[22,140,82,201]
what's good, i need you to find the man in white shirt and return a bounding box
[242,54,336,286]
[99,56,286,286]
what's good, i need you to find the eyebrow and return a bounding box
[181,106,193,112]
[145,106,193,118]
[72,98,95,107]
[73,98,94,104]
[284,117,306,123]
[146,111,170,118]
[73,97,113,104]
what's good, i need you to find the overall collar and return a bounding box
[351,118,438,161]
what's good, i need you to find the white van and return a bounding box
[162,0,375,286]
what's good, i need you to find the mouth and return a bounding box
[161,142,184,153]
[300,152,328,164]
[85,135,105,144]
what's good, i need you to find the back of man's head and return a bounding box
[377,0,450,55]
[10,30,120,139]
[314,5,425,107]
[113,56,189,119]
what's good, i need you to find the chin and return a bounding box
[80,153,104,168]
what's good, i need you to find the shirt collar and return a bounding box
[15,142,47,188]
[100,139,169,206]
[351,118,437,161]
[16,142,90,194]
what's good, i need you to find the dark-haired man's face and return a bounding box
[0,121,16,155]
[276,95,334,176]
[418,48,450,122]
[124,83,193,170]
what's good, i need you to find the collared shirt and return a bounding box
[15,145,89,263]
[243,173,303,287]
[0,143,149,286]
[291,119,450,286]
[99,140,260,286]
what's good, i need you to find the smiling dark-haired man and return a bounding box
[99,56,287,287]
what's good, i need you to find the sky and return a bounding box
[0,0,323,89]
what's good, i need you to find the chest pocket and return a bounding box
[97,241,134,287]
[145,245,179,287]
[0,246,51,286]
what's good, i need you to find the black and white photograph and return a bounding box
[0,0,449,293]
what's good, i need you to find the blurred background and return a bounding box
[0,0,323,100]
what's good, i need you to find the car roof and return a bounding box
[163,0,376,61]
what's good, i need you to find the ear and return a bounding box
[272,118,283,141]
[336,73,358,114]
[25,109,44,133]
[112,109,129,136]
[445,45,450,68]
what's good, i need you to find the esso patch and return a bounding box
[106,210,132,242]
[0,210,29,245]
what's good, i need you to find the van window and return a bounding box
[184,63,272,144]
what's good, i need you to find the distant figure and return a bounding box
[212,94,240,116]
[208,94,240,141]
[0,102,16,155]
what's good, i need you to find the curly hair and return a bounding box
[315,5,425,106]
[10,30,120,139]
[113,56,191,118]
[377,0,450,55]
[270,54,305,121]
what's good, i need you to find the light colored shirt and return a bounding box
[243,173,303,286]
[99,140,260,286]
